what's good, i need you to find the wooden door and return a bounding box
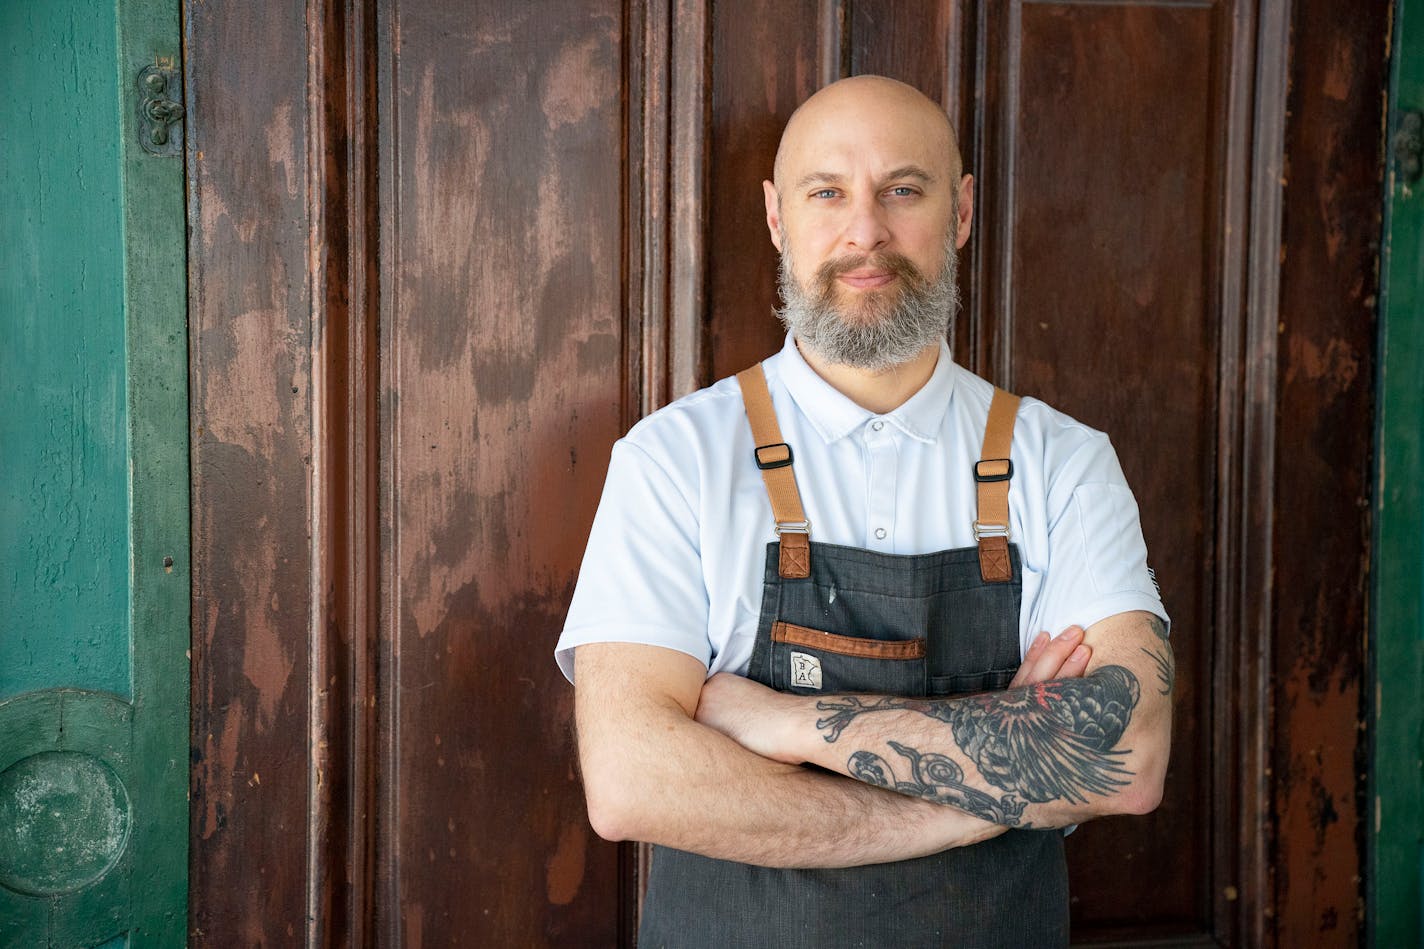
[186,0,1385,944]
[1372,1,1424,943]
[0,0,189,945]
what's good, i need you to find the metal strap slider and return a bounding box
[972,520,1010,541]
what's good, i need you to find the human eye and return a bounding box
[886,185,920,198]
[810,188,839,200]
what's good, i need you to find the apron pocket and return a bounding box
[929,667,1017,695]
[770,621,927,695]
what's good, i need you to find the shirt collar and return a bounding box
[772,333,956,445]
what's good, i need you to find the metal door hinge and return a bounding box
[137,63,184,156]
[1393,111,1422,184]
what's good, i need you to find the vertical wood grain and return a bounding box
[706,0,823,380]
[848,0,953,102]
[186,0,316,941]
[1000,2,1222,937]
[376,1,626,942]
[188,1,379,943]
[305,0,380,943]
[1218,0,1287,940]
[1271,0,1386,941]
[633,0,711,411]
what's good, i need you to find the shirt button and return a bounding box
[871,420,885,432]
[874,527,887,540]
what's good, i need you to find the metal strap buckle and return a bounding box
[972,520,1010,541]
[774,519,811,536]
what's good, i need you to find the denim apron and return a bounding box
[637,364,1069,948]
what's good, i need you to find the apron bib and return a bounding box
[638,364,1069,949]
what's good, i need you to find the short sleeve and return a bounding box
[555,438,712,682]
[1028,439,1169,637]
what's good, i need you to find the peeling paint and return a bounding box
[544,821,588,905]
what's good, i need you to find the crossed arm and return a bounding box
[574,619,1125,868]
[695,610,1173,830]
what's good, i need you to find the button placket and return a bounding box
[863,420,897,551]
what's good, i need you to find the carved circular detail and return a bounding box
[0,751,131,896]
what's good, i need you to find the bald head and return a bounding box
[772,76,962,193]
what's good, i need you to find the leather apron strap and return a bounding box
[736,363,811,579]
[975,387,1021,582]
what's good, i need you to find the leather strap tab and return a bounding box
[737,364,811,579]
[976,388,1021,583]
[777,530,811,579]
[977,535,1012,585]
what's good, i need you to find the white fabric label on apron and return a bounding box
[789,652,822,690]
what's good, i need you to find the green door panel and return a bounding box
[0,0,188,945]
[0,0,131,702]
[1372,0,1424,945]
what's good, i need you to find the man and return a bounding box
[556,75,1171,947]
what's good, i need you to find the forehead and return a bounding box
[777,92,956,186]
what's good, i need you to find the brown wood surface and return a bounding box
[706,0,823,381]
[186,0,321,941]
[1271,0,1386,942]
[1007,2,1218,937]
[188,0,383,942]
[376,0,626,943]
[184,0,1384,944]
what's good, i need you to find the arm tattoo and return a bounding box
[1142,643,1175,695]
[1142,616,1174,695]
[818,666,1142,817]
[850,742,1029,826]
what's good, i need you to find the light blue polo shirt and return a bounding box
[556,334,1167,682]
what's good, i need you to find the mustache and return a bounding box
[812,251,928,293]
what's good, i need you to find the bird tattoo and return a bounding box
[818,666,1141,823]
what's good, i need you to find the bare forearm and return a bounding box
[584,706,1002,866]
[574,644,1004,868]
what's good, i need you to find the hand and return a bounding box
[1008,625,1091,689]
[694,673,805,764]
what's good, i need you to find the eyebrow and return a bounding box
[793,166,937,191]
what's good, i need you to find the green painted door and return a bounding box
[1373,0,1424,945]
[0,0,188,945]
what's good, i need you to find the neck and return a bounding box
[796,339,943,414]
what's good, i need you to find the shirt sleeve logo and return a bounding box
[790,651,823,690]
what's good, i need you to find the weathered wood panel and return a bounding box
[186,1,319,941]
[1005,3,1219,937]
[1270,0,1387,941]
[376,1,627,943]
[706,0,823,380]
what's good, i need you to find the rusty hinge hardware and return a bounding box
[138,63,184,156]
[1393,111,1422,185]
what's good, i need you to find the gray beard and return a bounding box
[775,236,960,372]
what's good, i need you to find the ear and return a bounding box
[954,173,975,250]
[763,179,783,252]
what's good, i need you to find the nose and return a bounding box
[843,193,890,253]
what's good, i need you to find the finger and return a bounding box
[1056,643,1092,680]
[1024,626,1085,684]
[1010,632,1050,688]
